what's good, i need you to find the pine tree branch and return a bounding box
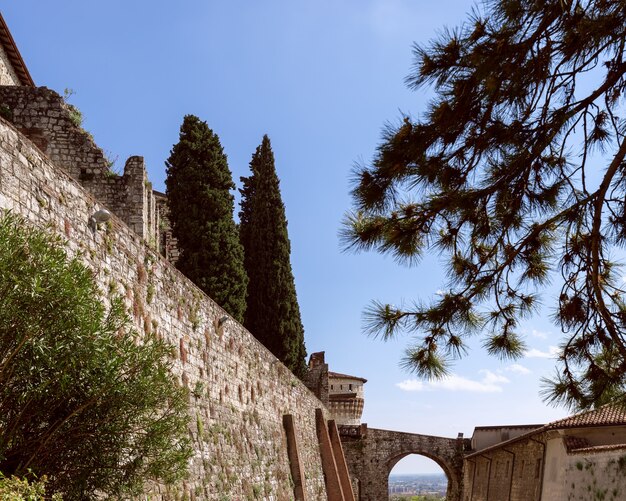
[590,134,626,358]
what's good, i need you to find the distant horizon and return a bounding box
[389,473,446,478]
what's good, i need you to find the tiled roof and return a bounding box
[466,403,626,458]
[564,436,590,452]
[545,403,626,430]
[0,13,34,86]
[328,371,367,383]
[474,424,543,431]
[569,443,626,455]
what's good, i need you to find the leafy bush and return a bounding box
[0,212,192,499]
[0,472,62,500]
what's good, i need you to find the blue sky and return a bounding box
[3,1,573,474]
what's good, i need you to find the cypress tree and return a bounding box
[166,115,247,322]
[240,135,307,377]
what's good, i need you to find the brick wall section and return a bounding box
[0,117,329,500]
[155,190,179,264]
[463,435,544,501]
[342,428,466,501]
[303,357,329,407]
[0,86,161,247]
[328,399,364,427]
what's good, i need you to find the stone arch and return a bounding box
[387,450,459,500]
[341,427,466,501]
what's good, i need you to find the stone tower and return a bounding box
[328,371,367,426]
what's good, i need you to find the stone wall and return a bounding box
[0,44,19,85]
[155,190,179,264]
[304,352,329,407]
[0,86,162,248]
[542,429,626,501]
[327,398,364,427]
[463,434,544,501]
[554,447,626,501]
[0,117,329,500]
[342,427,466,501]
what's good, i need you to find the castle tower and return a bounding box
[328,371,367,426]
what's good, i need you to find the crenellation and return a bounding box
[0,85,167,252]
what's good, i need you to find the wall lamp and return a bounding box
[88,208,111,233]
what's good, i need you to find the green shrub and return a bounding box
[0,472,62,500]
[0,212,192,499]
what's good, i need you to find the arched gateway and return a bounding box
[340,426,468,501]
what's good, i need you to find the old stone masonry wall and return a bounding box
[0,86,161,246]
[0,117,329,500]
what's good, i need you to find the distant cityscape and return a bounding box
[389,473,447,500]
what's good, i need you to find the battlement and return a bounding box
[0,85,164,250]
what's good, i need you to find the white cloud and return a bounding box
[396,370,509,393]
[396,379,426,391]
[530,329,549,339]
[506,363,532,375]
[480,370,510,384]
[525,346,560,359]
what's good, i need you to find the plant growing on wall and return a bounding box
[0,212,192,499]
[343,0,626,410]
[62,88,83,128]
[165,115,248,322]
[239,135,307,378]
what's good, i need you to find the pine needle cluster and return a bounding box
[343,0,626,410]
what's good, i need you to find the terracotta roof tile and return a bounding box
[564,436,590,452]
[0,13,34,86]
[545,404,626,430]
[328,371,367,383]
[466,403,626,458]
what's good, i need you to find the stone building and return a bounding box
[328,371,367,426]
[464,404,626,501]
[0,11,175,260]
[470,424,543,452]
[8,9,626,501]
[304,352,367,427]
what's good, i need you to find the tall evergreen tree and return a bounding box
[166,115,247,322]
[240,135,307,377]
[343,0,626,410]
